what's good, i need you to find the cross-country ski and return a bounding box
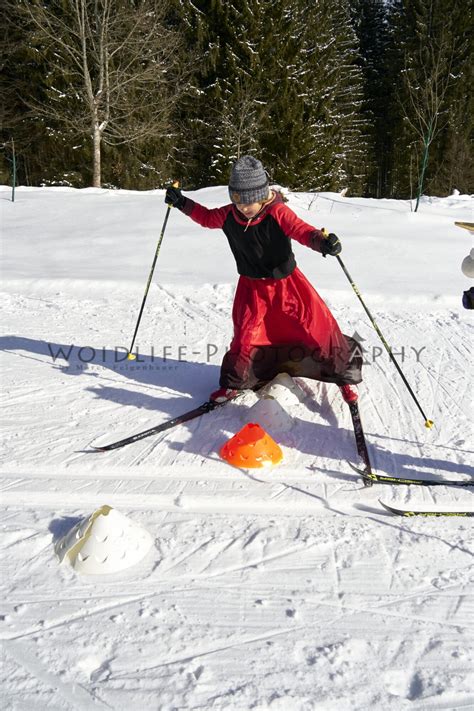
[351,464,474,489]
[92,399,222,451]
[379,500,474,517]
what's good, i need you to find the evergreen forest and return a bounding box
[1,0,472,198]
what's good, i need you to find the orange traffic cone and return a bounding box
[219,422,283,469]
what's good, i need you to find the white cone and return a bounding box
[258,373,306,407]
[55,505,153,575]
[246,396,293,434]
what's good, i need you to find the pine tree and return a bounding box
[349,0,397,196]
[176,0,371,192]
[389,0,472,201]
[1,3,85,187]
[258,0,371,192]
[424,2,473,195]
[174,0,272,185]
[318,1,372,193]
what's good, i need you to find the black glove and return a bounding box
[165,185,186,210]
[321,232,341,257]
[463,287,474,310]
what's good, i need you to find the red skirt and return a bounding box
[220,268,361,389]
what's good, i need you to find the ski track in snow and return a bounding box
[1,187,473,710]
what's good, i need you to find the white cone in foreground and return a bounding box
[258,372,306,407]
[55,505,153,575]
[246,396,293,434]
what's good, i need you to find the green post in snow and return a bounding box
[414,126,433,213]
[11,139,16,203]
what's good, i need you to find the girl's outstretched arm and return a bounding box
[271,203,325,252]
[182,199,231,229]
[165,185,230,229]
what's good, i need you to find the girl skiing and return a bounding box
[165,155,361,403]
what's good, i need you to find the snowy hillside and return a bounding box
[1,185,473,710]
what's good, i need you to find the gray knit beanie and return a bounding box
[228,155,269,204]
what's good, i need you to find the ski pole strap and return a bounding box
[334,253,433,429]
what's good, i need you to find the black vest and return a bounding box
[222,210,296,279]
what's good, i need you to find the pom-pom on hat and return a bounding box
[229,155,269,205]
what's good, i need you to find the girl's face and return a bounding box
[235,201,262,219]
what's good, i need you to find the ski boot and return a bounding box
[339,384,359,404]
[210,387,240,404]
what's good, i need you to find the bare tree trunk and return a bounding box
[93,124,101,188]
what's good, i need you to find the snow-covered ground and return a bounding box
[1,185,473,710]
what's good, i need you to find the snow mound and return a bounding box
[246,396,294,434]
[258,373,307,406]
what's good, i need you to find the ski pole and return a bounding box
[324,235,433,428]
[127,181,179,360]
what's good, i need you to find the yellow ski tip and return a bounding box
[127,353,136,361]
[425,419,434,429]
[454,221,474,232]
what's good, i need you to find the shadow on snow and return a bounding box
[1,335,473,483]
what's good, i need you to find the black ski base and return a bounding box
[349,462,473,489]
[345,402,473,490]
[380,500,474,517]
[347,401,374,485]
[92,400,222,452]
